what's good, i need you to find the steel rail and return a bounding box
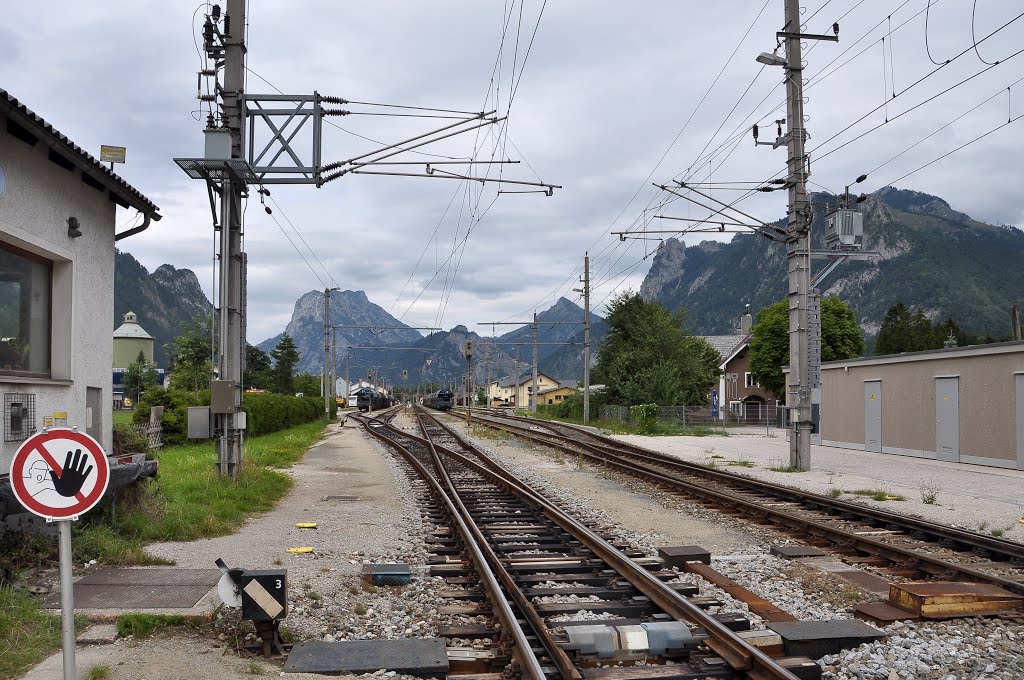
[418,409,801,680]
[453,412,1024,597]
[487,412,1024,563]
[412,413,582,680]
[349,411,548,680]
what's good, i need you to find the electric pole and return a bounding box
[323,288,335,419]
[465,340,473,424]
[531,312,539,413]
[213,0,246,479]
[784,0,812,471]
[576,253,591,424]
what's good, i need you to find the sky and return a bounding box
[3,1,1023,342]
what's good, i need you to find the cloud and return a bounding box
[3,1,1022,342]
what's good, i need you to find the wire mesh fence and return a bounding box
[595,404,786,435]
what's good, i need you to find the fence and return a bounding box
[596,404,786,433]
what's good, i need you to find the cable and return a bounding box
[266,209,328,290]
[265,194,338,289]
[972,0,998,66]
[925,0,948,65]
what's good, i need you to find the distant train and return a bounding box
[356,387,392,412]
[423,389,454,411]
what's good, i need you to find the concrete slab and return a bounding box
[767,620,886,658]
[43,569,220,610]
[284,638,449,675]
[853,602,920,626]
[771,545,827,558]
[76,623,119,645]
[658,545,711,567]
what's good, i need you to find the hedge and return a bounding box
[133,387,335,445]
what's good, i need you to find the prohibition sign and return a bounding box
[9,429,109,520]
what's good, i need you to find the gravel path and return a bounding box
[604,431,1024,542]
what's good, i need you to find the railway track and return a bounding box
[350,406,819,680]
[446,409,1024,600]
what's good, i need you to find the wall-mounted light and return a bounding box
[67,216,82,238]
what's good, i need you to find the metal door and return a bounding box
[864,381,881,452]
[935,377,960,462]
[86,386,102,441]
[1016,373,1023,469]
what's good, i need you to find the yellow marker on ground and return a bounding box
[287,547,314,554]
[295,522,317,529]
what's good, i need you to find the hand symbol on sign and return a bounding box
[49,449,93,497]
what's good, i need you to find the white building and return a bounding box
[0,89,160,472]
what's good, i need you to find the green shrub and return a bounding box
[630,403,658,433]
[132,387,210,446]
[112,423,149,456]
[133,387,331,444]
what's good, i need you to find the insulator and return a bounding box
[223,14,231,37]
[211,4,221,20]
[199,95,218,102]
[200,69,216,77]
[321,96,349,105]
[203,19,214,45]
[752,124,759,140]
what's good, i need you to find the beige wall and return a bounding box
[113,336,154,368]
[821,344,1024,469]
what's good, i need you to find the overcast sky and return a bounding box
[4,1,1022,341]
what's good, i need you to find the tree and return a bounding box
[293,372,321,396]
[167,315,213,391]
[748,296,864,400]
[244,344,274,390]
[270,333,300,394]
[123,350,159,403]
[591,291,720,407]
[873,303,935,355]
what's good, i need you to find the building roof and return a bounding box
[702,334,747,360]
[113,311,154,340]
[818,340,1024,369]
[0,89,160,216]
[495,372,559,388]
[538,383,577,396]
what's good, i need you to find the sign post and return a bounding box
[9,429,109,680]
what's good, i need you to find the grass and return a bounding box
[469,424,510,440]
[112,410,134,425]
[88,665,113,680]
[0,586,64,679]
[767,464,803,473]
[353,603,368,615]
[116,613,206,638]
[920,486,938,505]
[849,488,906,501]
[73,421,325,565]
[827,488,843,498]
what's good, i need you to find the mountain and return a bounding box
[494,297,603,362]
[114,250,212,366]
[258,292,602,386]
[258,290,424,375]
[639,186,1024,339]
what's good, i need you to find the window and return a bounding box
[0,241,51,376]
[744,372,759,389]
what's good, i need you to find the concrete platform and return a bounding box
[76,623,119,645]
[767,619,886,658]
[284,638,449,675]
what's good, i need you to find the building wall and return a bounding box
[0,127,117,472]
[718,346,776,417]
[820,344,1024,469]
[113,336,154,368]
[540,387,576,405]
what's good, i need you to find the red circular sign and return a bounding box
[9,429,110,520]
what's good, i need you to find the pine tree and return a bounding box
[270,334,301,394]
